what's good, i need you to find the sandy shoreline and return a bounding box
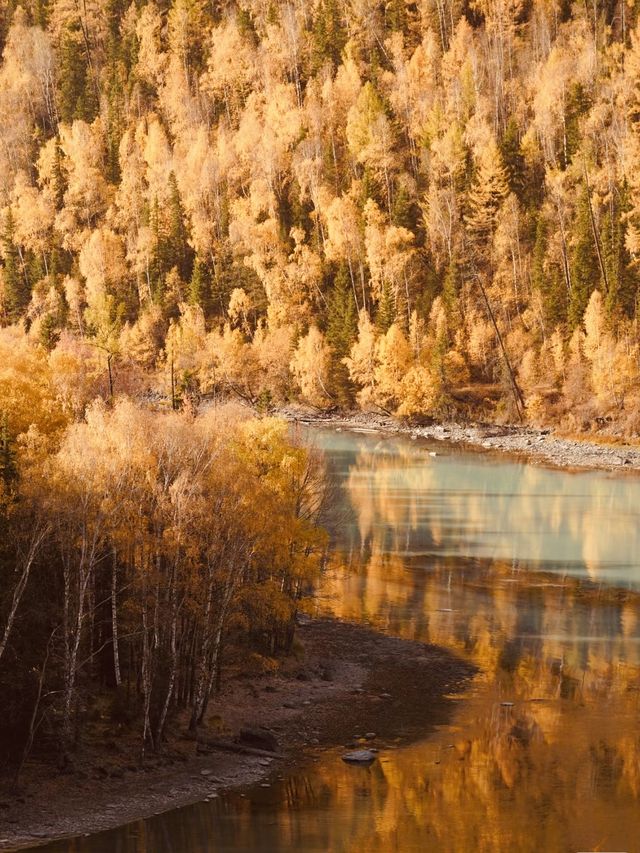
[281,406,640,473]
[0,618,474,851]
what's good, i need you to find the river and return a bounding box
[36,426,640,852]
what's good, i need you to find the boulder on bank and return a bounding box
[342,749,377,765]
[238,727,280,753]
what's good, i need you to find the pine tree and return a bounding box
[376,280,396,332]
[237,7,259,44]
[58,23,98,123]
[0,417,17,491]
[328,264,357,344]
[442,258,460,316]
[311,0,346,70]
[167,173,194,283]
[105,65,126,185]
[531,215,567,325]
[32,0,48,29]
[602,192,636,319]
[189,256,208,309]
[51,139,67,211]
[569,184,599,328]
[563,83,591,170]
[391,183,415,229]
[148,197,167,303]
[499,117,525,199]
[326,264,357,406]
[386,0,407,32]
[39,312,60,351]
[2,210,28,321]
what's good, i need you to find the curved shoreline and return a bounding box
[0,618,475,852]
[281,406,640,473]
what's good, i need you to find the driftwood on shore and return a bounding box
[186,730,285,760]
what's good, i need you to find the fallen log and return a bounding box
[187,730,285,760]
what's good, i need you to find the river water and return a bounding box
[37,427,640,852]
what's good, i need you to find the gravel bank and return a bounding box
[281,407,640,472]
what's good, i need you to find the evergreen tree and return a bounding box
[237,7,259,45]
[51,139,67,212]
[563,83,591,170]
[499,117,526,200]
[1,210,28,321]
[148,197,167,304]
[442,258,460,316]
[57,23,98,123]
[386,0,407,32]
[376,280,396,332]
[391,183,416,230]
[327,264,357,354]
[105,65,126,185]
[569,184,599,328]
[167,173,194,283]
[32,0,48,29]
[531,216,567,325]
[602,192,636,318]
[326,264,357,406]
[311,0,347,70]
[0,417,17,492]
[189,256,208,309]
[39,312,60,351]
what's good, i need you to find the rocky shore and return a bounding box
[0,618,474,851]
[281,406,640,472]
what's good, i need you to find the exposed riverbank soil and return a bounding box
[0,618,474,851]
[281,405,640,472]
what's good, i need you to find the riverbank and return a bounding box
[0,618,474,851]
[280,406,640,472]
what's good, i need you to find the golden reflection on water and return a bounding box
[37,429,640,853]
[309,430,640,852]
[331,431,640,584]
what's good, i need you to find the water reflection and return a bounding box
[318,428,640,585]
[35,428,640,853]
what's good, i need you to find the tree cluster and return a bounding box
[0,390,326,770]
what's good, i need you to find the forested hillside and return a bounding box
[2,0,640,430]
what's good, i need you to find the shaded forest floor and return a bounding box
[0,618,474,851]
[280,405,640,472]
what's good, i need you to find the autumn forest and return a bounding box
[1,0,640,787]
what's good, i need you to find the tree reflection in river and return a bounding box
[37,427,640,853]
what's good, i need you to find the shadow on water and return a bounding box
[33,426,640,853]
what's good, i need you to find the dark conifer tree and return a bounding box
[311,0,347,71]
[189,256,208,310]
[167,173,194,283]
[376,280,396,332]
[602,192,636,318]
[532,216,567,326]
[326,263,357,406]
[1,210,29,321]
[57,23,98,123]
[569,185,599,327]
[0,417,17,492]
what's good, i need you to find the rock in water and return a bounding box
[342,749,377,765]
